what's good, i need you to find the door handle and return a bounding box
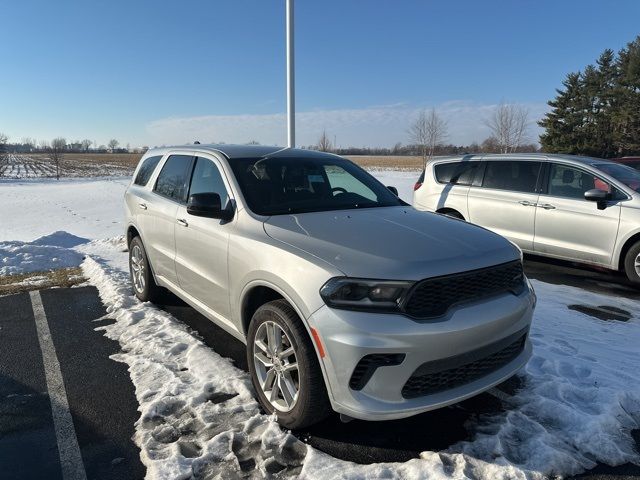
[518,201,535,206]
[176,218,189,227]
[138,202,147,210]
[538,203,556,210]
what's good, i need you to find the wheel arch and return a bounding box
[436,207,465,220]
[618,231,640,271]
[126,224,140,246]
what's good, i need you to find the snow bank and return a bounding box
[82,250,308,478]
[0,239,84,275]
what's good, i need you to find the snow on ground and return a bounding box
[1,173,639,479]
[0,176,130,242]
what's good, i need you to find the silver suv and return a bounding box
[125,145,535,428]
[414,153,640,285]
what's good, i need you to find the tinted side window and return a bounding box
[547,163,620,200]
[482,161,541,193]
[153,155,193,202]
[434,162,478,185]
[134,155,162,186]
[188,157,230,207]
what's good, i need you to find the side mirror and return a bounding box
[387,186,399,196]
[584,189,611,210]
[187,193,233,220]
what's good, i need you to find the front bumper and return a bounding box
[307,285,535,421]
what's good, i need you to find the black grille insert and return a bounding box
[402,260,525,318]
[349,353,405,390]
[401,328,527,399]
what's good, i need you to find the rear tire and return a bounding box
[623,241,640,285]
[246,299,331,429]
[129,236,162,302]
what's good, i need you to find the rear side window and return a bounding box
[482,161,541,193]
[153,155,193,202]
[134,155,162,186]
[434,162,478,185]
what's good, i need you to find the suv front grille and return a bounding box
[401,329,527,399]
[402,260,525,318]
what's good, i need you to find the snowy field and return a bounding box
[1,173,639,479]
[0,153,135,179]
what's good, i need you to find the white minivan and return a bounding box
[413,153,640,285]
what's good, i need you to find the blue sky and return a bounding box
[1,0,639,148]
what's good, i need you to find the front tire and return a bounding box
[129,236,162,302]
[623,241,640,285]
[246,299,331,429]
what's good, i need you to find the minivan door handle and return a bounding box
[538,203,556,210]
[176,218,189,227]
[518,200,535,206]
[138,202,147,210]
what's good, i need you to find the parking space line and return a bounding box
[30,290,88,480]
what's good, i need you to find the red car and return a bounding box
[613,157,640,171]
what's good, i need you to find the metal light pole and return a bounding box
[286,0,295,148]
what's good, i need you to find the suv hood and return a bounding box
[263,207,519,280]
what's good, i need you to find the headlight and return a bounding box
[320,278,414,311]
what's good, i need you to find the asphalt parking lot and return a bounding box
[1,256,638,480]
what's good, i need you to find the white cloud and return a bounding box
[146,101,548,148]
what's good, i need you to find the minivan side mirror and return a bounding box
[187,193,233,220]
[387,186,399,196]
[584,188,612,210]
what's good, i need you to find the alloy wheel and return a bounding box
[635,252,640,277]
[253,321,300,412]
[130,244,146,294]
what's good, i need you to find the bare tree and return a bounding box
[81,139,92,152]
[0,133,8,160]
[408,108,448,169]
[484,102,530,153]
[21,137,36,151]
[108,139,119,152]
[317,129,333,152]
[50,137,66,180]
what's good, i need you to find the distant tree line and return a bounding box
[0,135,148,155]
[539,36,640,158]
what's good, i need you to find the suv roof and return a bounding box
[431,153,618,167]
[144,144,339,160]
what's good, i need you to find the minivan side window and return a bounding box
[153,155,193,202]
[188,157,230,208]
[547,163,622,200]
[434,162,478,185]
[134,155,162,186]
[481,161,541,193]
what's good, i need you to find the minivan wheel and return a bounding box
[247,299,331,429]
[129,236,162,302]
[623,241,640,285]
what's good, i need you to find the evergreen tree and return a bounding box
[539,72,584,154]
[539,36,640,158]
[613,37,640,155]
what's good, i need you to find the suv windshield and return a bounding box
[595,163,640,193]
[229,155,404,215]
